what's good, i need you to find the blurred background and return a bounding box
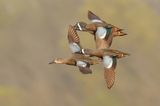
[0,0,160,106]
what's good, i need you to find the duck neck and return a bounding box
[60,59,69,64]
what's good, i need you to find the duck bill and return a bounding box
[117,28,124,31]
[118,31,127,36]
[114,27,123,32]
[118,52,130,59]
[48,60,55,64]
[124,52,130,56]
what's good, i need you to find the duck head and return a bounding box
[49,58,64,64]
[113,26,123,32]
[113,31,127,37]
[116,52,130,58]
[111,27,127,37]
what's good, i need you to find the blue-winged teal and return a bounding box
[49,25,101,74]
[74,11,127,49]
[82,48,129,89]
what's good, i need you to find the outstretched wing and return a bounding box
[103,56,117,89]
[104,68,115,89]
[78,66,92,74]
[68,25,82,53]
[88,10,103,23]
[88,11,123,31]
[76,61,92,74]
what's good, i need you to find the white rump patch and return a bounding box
[103,56,113,68]
[96,27,107,39]
[91,19,102,23]
[77,61,87,67]
[69,43,80,53]
[77,23,82,31]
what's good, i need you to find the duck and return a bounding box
[49,25,101,74]
[82,48,130,89]
[87,10,124,32]
[74,11,127,49]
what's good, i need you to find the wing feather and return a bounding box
[104,68,115,89]
[68,25,82,53]
[103,56,117,89]
[78,66,92,74]
[88,11,103,23]
[68,25,80,43]
[77,61,92,74]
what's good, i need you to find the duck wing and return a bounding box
[68,25,82,53]
[76,60,92,74]
[88,11,123,31]
[104,68,115,89]
[78,66,92,74]
[87,11,114,48]
[88,10,103,23]
[88,10,111,27]
[103,56,117,89]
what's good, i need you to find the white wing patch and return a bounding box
[96,27,107,39]
[69,43,81,53]
[77,23,82,31]
[77,61,87,67]
[91,19,103,23]
[81,49,85,54]
[103,56,113,68]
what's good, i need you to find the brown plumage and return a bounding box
[88,10,102,22]
[68,25,80,44]
[74,11,127,49]
[88,10,123,32]
[82,48,129,89]
[83,48,130,58]
[50,11,129,89]
[49,53,101,74]
[104,67,115,89]
[49,25,101,74]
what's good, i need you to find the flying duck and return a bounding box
[49,25,101,74]
[82,48,129,89]
[74,11,127,49]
